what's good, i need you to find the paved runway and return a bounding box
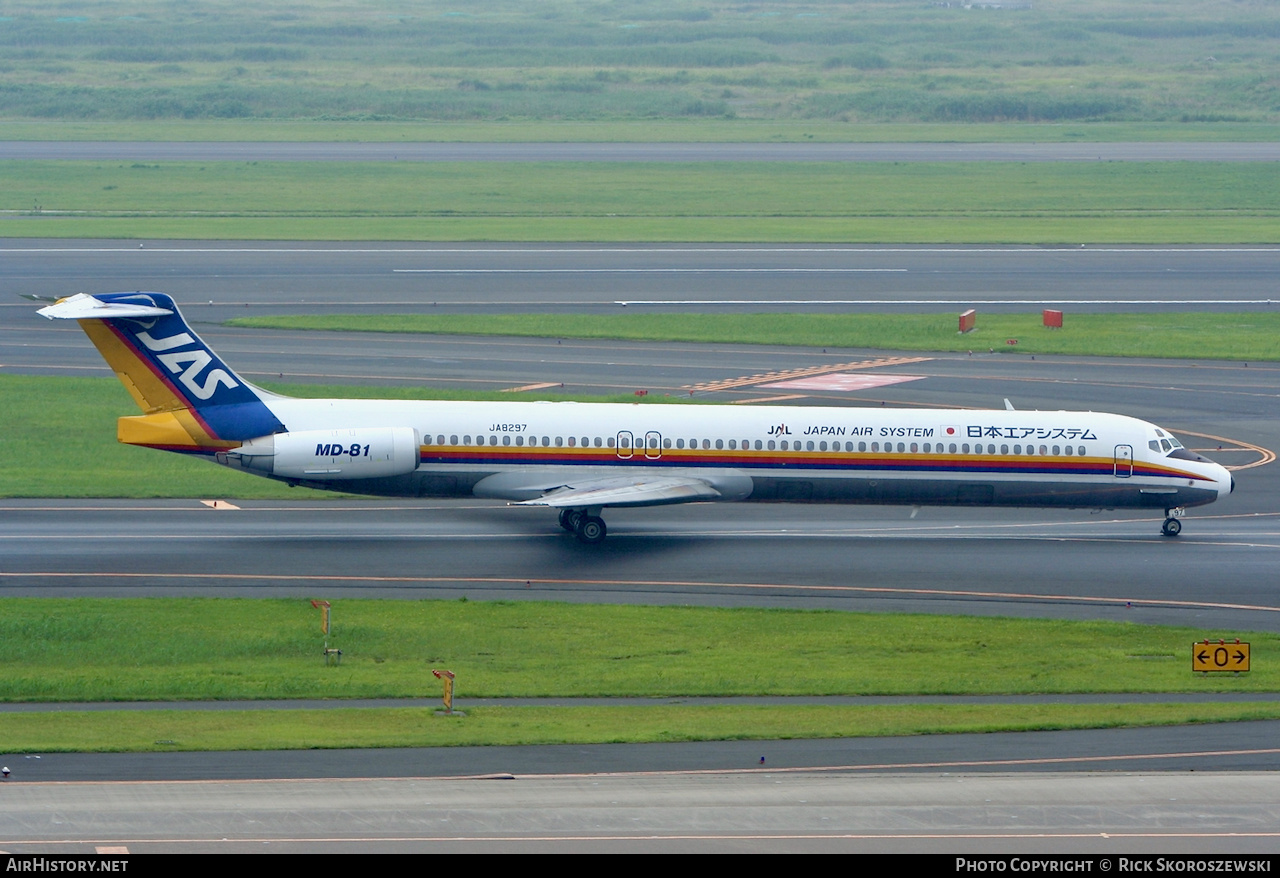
[3,242,1277,626]
[2,241,1278,851]
[4,498,1279,631]
[4,722,1280,852]
[3,769,1280,853]
[2,241,1279,313]
[3,141,1279,162]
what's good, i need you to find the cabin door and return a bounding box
[1113,444,1133,478]
[644,431,663,460]
[616,431,634,460]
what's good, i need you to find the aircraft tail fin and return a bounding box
[38,293,285,447]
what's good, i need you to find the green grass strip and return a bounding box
[3,703,1279,754]
[29,160,1276,216]
[6,216,1277,244]
[3,160,1277,243]
[230,312,1280,362]
[6,120,1280,144]
[1,599,1274,702]
[0,374,690,498]
[0,373,317,498]
[4,215,1277,243]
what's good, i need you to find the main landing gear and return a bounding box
[1161,507,1185,538]
[559,508,608,544]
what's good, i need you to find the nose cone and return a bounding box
[1216,464,1235,498]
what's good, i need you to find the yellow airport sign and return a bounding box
[433,669,457,714]
[1192,640,1250,673]
[310,599,331,635]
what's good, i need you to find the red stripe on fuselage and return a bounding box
[416,447,1209,480]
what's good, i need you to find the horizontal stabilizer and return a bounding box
[516,475,721,509]
[38,293,173,320]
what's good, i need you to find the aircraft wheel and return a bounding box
[575,515,607,545]
[1161,517,1182,537]
[558,509,579,532]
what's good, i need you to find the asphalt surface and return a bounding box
[3,769,1278,854]
[2,241,1278,852]
[3,243,1277,628]
[4,496,1279,631]
[10,721,1280,784]
[3,141,1280,162]
[4,724,1280,853]
[3,241,1279,313]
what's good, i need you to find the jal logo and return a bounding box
[136,330,239,401]
[768,424,792,436]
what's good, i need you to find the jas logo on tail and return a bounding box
[136,330,239,401]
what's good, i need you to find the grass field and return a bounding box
[231,312,1280,362]
[0,598,1273,752]
[0,374,317,499]
[6,599,1273,701]
[2,1,1278,127]
[4,160,1277,242]
[4,120,1280,144]
[10,214,1277,244]
[5,702,1280,754]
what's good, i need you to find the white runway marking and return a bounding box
[500,382,562,393]
[687,355,931,393]
[615,298,1280,306]
[2,246,1278,254]
[394,268,908,273]
[761,373,926,392]
[731,394,808,405]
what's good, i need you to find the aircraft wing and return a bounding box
[514,475,721,509]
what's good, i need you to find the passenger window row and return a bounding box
[419,434,1088,457]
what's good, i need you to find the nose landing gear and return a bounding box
[1161,507,1185,537]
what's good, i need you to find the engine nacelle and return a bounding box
[227,427,420,480]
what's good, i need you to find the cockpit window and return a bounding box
[1151,429,1185,455]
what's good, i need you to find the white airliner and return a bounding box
[40,292,1233,543]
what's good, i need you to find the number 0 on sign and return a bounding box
[1192,641,1250,673]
